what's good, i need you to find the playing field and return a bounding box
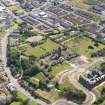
[20,39,60,57]
[51,62,71,76]
[10,91,38,105]
[64,36,105,57]
[35,89,60,103]
[66,0,90,10]
[8,5,24,15]
[30,72,46,85]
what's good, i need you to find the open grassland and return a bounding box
[59,76,86,104]
[10,91,38,105]
[17,91,28,100]
[93,82,105,105]
[64,36,105,57]
[51,62,71,76]
[94,82,105,95]
[29,72,46,85]
[59,76,75,91]
[100,101,105,105]
[11,101,38,105]
[34,72,46,81]
[19,39,60,57]
[35,89,60,103]
[65,0,101,10]
[65,0,90,10]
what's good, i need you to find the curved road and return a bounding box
[1,29,49,105]
[68,71,96,105]
[54,58,104,105]
[68,58,104,105]
[52,99,78,105]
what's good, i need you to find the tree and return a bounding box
[21,99,30,105]
[30,42,38,47]
[23,63,42,76]
[88,45,94,49]
[94,43,99,47]
[39,80,47,89]
[60,87,86,104]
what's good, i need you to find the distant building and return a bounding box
[79,71,105,90]
[0,6,5,12]
[100,11,105,25]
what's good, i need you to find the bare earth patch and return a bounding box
[26,35,43,43]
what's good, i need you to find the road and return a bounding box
[54,58,104,105]
[5,67,49,105]
[68,58,104,105]
[52,99,78,105]
[0,1,51,105]
[69,72,96,105]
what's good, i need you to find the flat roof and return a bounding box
[0,6,5,11]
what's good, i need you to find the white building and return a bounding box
[101,11,105,22]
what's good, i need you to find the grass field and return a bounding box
[10,101,38,105]
[22,39,60,57]
[59,76,75,91]
[35,89,60,103]
[10,102,21,105]
[94,82,105,95]
[30,72,46,85]
[66,0,90,10]
[64,36,105,57]
[66,0,98,9]
[17,91,28,100]
[34,72,46,81]
[8,5,24,15]
[99,100,105,105]
[10,91,38,105]
[93,82,105,105]
[51,62,71,76]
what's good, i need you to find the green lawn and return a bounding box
[10,101,38,105]
[100,100,105,105]
[34,72,46,81]
[29,72,46,85]
[23,39,60,57]
[84,0,97,5]
[59,76,75,91]
[35,89,60,103]
[17,91,28,101]
[28,101,38,105]
[94,82,105,95]
[58,76,86,104]
[30,77,39,85]
[10,102,21,105]
[25,45,47,57]
[64,36,105,57]
[67,0,99,10]
[10,91,38,105]
[51,62,70,76]
[67,0,90,10]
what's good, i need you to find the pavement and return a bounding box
[52,99,78,105]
